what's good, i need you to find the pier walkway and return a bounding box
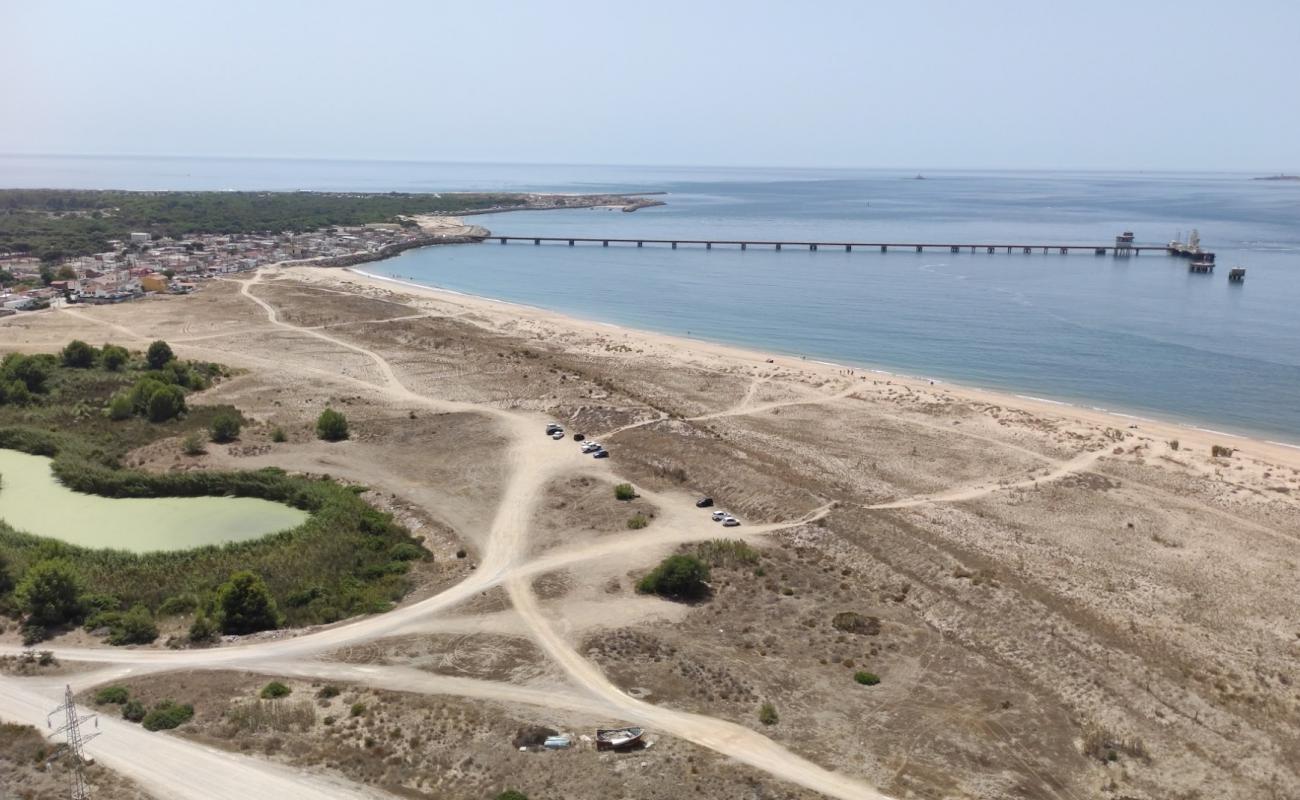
[489,236,1174,255]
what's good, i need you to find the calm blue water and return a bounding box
[5,156,1300,441]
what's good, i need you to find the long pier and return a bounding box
[489,236,1174,255]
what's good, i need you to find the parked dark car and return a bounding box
[573,433,585,441]
[695,497,714,508]
[593,449,610,459]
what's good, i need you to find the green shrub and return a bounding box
[626,513,649,530]
[145,340,174,370]
[157,594,198,616]
[180,431,206,456]
[209,412,241,444]
[270,426,287,443]
[60,340,97,368]
[215,571,282,635]
[758,702,779,726]
[108,603,158,645]
[16,558,82,627]
[613,483,636,501]
[496,792,529,800]
[315,408,349,441]
[141,700,194,731]
[122,699,146,722]
[260,681,292,699]
[853,671,881,686]
[388,542,425,561]
[316,685,341,700]
[349,702,365,717]
[100,344,130,371]
[94,686,130,705]
[147,385,186,422]
[107,393,133,421]
[188,613,218,644]
[636,554,711,600]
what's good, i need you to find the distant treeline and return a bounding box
[0,189,527,260]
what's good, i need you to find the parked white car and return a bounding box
[711,510,726,522]
[722,516,740,527]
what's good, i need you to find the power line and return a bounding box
[47,684,100,800]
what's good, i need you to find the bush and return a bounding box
[1168,439,1179,451]
[147,385,186,422]
[260,681,292,699]
[1211,444,1234,458]
[101,344,130,371]
[16,558,82,627]
[60,340,97,368]
[188,613,219,644]
[270,426,287,443]
[157,594,198,616]
[497,792,529,800]
[388,542,425,561]
[315,408,349,441]
[316,685,341,700]
[349,702,365,717]
[626,513,649,530]
[636,554,710,600]
[181,431,206,456]
[108,603,159,645]
[129,377,167,414]
[758,702,779,726]
[141,700,194,731]
[209,412,241,444]
[215,571,282,635]
[145,340,174,370]
[613,483,636,501]
[831,611,881,636]
[95,686,130,705]
[697,539,760,568]
[122,699,146,722]
[853,671,881,686]
[107,393,133,421]
[0,552,11,596]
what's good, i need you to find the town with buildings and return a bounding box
[0,223,447,316]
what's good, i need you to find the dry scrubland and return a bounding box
[0,265,1298,800]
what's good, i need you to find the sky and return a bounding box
[3,0,1298,171]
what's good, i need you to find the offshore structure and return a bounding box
[1168,229,1217,272]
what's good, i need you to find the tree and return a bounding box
[55,265,77,281]
[0,552,13,597]
[209,411,241,443]
[129,377,167,413]
[188,613,218,644]
[16,559,83,627]
[38,263,55,284]
[60,339,98,368]
[636,554,711,600]
[100,344,129,371]
[4,380,31,406]
[4,353,52,393]
[215,571,282,635]
[147,384,186,422]
[145,339,174,370]
[316,408,349,441]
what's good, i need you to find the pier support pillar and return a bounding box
[916,245,923,253]
[706,242,712,250]
[1023,247,1032,254]
[499,238,506,244]
[672,242,678,249]
[602,240,609,247]
[810,244,817,251]
[881,245,887,252]
[775,243,781,251]
[741,243,747,251]
[533,238,540,245]
[568,240,575,247]
[845,244,852,252]
[1095,248,1105,255]
[950,245,960,253]
[987,246,994,254]
[637,241,643,248]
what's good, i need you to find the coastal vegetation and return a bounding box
[0,344,428,642]
[315,408,349,441]
[636,553,711,600]
[0,189,541,260]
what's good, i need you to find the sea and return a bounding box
[4,154,1300,443]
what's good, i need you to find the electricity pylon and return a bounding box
[47,684,99,800]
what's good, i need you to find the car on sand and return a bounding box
[722,516,740,527]
[696,497,714,508]
[711,510,727,522]
[593,449,609,459]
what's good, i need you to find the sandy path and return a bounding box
[867,448,1107,509]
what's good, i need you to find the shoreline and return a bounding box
[341,266,1300,469]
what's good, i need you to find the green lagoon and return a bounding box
[0,449,308,553]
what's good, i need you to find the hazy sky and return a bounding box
[4,0,1297,170]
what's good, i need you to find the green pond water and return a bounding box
[0,449,309,553]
